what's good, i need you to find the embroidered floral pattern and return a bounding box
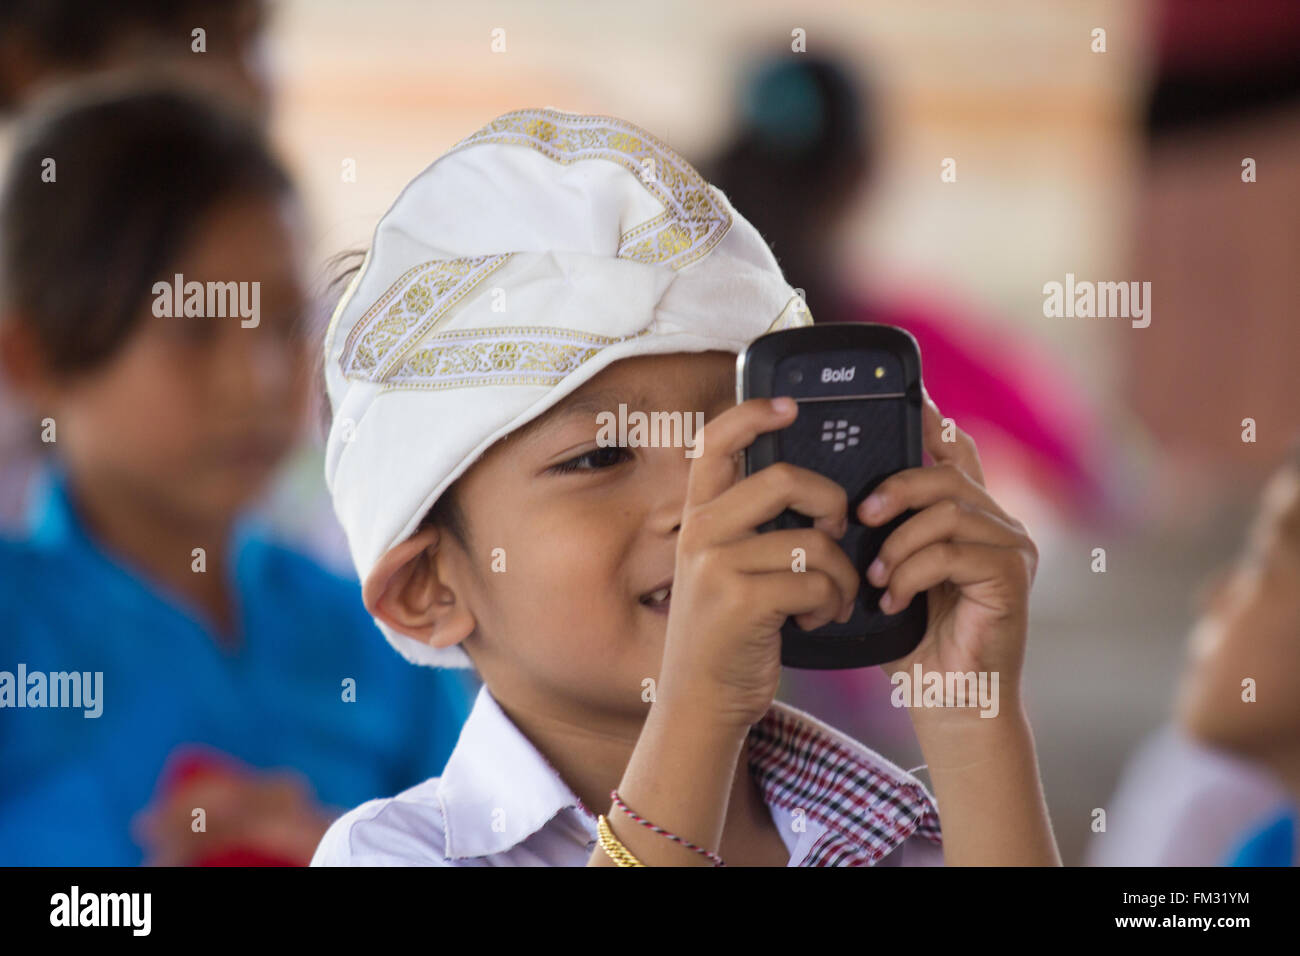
[339,254,512,382]
[447,108,733,271]
[384,325,655,391]
[336,110,802,391]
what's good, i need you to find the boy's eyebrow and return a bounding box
[518,376,735,442]
[549,388,645,421]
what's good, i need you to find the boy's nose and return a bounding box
[643,448,694,535]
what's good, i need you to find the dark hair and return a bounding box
[0,77,294,376]
[703,53,872,217]
[418,489,472,553]
[316,247,368,439]
[1142,0,1300,138]
[0,0,267,110]
[699,52,873,323]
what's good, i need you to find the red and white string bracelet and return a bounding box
[610,789,726,867]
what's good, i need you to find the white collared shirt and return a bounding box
[312,684,944,867]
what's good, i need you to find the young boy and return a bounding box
[312,108,1059,866]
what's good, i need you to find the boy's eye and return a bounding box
[550,445,632,474]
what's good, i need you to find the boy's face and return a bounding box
[1176,464,1300,757]
[437,350,737,717]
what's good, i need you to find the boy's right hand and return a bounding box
[655,396,859,731]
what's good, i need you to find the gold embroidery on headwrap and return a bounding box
[447,109,733,271]
[385,325,655,391]
[336,110,762,391]
[339,254,513,381]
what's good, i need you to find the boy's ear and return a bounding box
[363,527,475,651]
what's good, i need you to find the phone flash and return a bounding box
[874,366,885,379]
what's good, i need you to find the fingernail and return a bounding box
[879,591,893,613]
[863,493,884,518]
[867,557,885,584]
[771,397,795,414]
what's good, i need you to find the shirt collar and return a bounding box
[437,683,942,864]
[437,684,590,860]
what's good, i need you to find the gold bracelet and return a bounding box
[596,814,645,866]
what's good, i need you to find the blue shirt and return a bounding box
[0,466,476,865]
[1224,804,1297,867]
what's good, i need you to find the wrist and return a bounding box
[899,673,1025,729]
[911,699,1037,773]
[646,690,754,745]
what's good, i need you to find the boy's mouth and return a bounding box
[639,580,672,612]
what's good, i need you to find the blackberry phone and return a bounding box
[737,322,927,669]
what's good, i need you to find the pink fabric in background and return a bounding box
[848,293,1111,519]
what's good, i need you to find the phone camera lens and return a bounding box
[789,368,803,384]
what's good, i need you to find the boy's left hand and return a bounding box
[863,386,1037,705]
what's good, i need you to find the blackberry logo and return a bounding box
[821,419,860,452]
[821,366,855,383]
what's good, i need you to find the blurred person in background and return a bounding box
[1121,0,1300,509]
[0,79,472,865]
[700,51,1109,519]
[1175,445,1300,865]
[0,0,275,530]
[699,51,1111,749]
[0,0,272,118]
[1088,0,1300,867]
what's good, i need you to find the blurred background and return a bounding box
[2,0,1298,866]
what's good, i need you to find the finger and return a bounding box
[741,567,857,632]
[920,384,985,486]
[859,462,1004,528]
[866,499,1028,588]
[685,397,797,507]
[878,540,1034,615]
[716,527,860,620]
[698,461,849,546]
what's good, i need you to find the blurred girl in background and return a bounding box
[0,78,472,865]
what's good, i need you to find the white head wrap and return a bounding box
[323,108,812,669]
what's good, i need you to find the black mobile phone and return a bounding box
[737,322,927,669]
